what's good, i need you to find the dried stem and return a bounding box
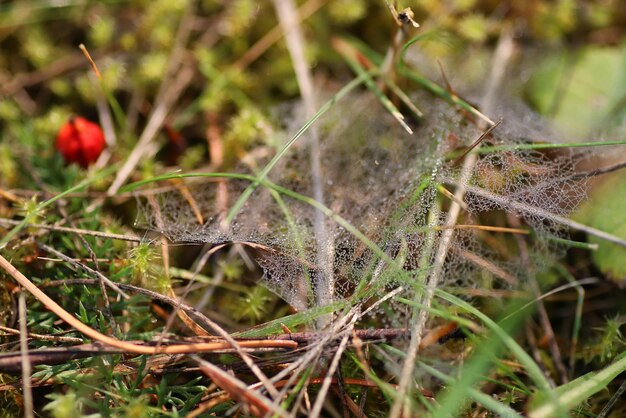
[234,0,326,70]
[0,325,82,344]
[460,184,626,248]
[19,293,34,418]
[310,313,358,418]
[272,0,334,317]
[36,242,129,299]
[389,28,515,417]
[107,4,195,195]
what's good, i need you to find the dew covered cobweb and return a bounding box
[135,90,589,323]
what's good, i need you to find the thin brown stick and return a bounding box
[452,245,518,285]
[172,180,204,225]
[450,118,503,166]
[78,44,101,79]
[0,340,294,375]
[195,356,289,418]
[0,189,22,203]
[0,218,142,242]
[437,60,454,94]
[437,184,468,210]
[597,376,626,418]
[567,160,626,180]
[0,53,88,97]
[0,342,132,374]
[19,293,34,418]
[310,314,357,418]
[38,257,124,264]
[0,325,82,344]
[36,242,129,299]
[460,183,626,248]
[233,0,326,70]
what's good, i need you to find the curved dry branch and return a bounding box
[0,254,296,356]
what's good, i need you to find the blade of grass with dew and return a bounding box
[528,352,626,418]
[333,36,423,119]
[396,30,496,125]
[469,139,626,155]
[168,267,248,292]
[341,35,493,125]
[0,163,119,249]
[269,188,315,307]
[541,234,599,251]
[234,301,349,338]
[399,30,446,64]
[498,278,598,326]
[397,65,494,125]
[334,43,413,134]
[225,74,367,225]
[382,77,423,118]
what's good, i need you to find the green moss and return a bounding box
[327,0,367,24]
[88,13,116,47]
[458,13,489,43]
[575,173,626,281]
[42,391,84,418]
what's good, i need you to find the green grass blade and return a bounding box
[432,300,528,417]
[225,74,367,225]
[472,139,626,154]
[529,353,626,418]
[433,291,561,407]
[419,362,523,418]
[339,53,414,134]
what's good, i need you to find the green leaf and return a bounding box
[526,44,626,137]
[574,173,626,280]
[528,352,626,418]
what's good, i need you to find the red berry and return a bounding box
[55,116,106,168]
